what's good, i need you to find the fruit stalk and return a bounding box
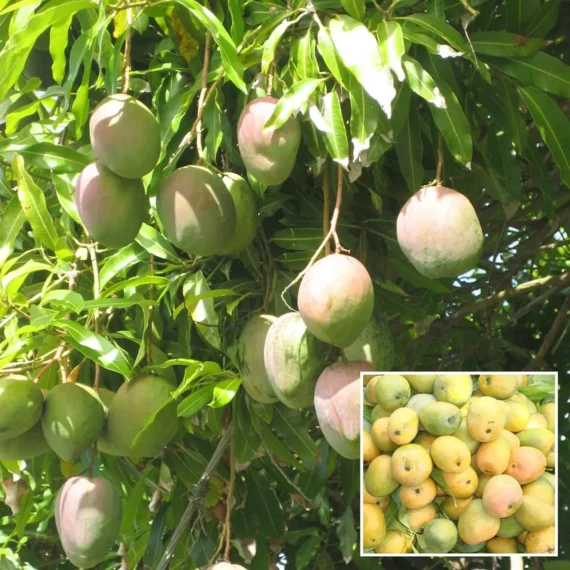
[224,419,236,561]
[121,8,132,94]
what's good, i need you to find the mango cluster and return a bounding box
[0,375,181,569]
[362,373,556,555]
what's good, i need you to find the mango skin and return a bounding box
[370,403,391,422]
[498,515,524,538]
[419,401,462,436]
[541,402,555,433]
[264,312,330,409]
[434,374,473,406]
[453,418,481,454]
[388,407,419,445]
[396,185,483,279]
[406,393,437,417]
[55,476,122,569]
[523,476,555,504]
[403,374,437,393]
[344,316,394,370]
[482,474,523,518]
[441,466,479,499]
[486,537,519,553]
[476,437,511,476]
[467,396,507,442]
[391,443,433,487]
[218,173,258,255]
[400,503,436,531]
[75,161,146,249]
[0,377,44,441]
[362,503,387,549]
[525,525,556,554]
[458,498,500,545]
[157,165,236,257]
[210,564,247,570]
[365,455,400,497]
[374,530,412,554]
[399,477,436,509]
[362,430,380,463]
[374,374,411,411]
[441,496,473,520]
[90,93,160,179]
[237,97,301,186]
[370,417,398,453]
[431,435,471,473]
[237,315,279,404]
[0,419,49,461]
[514,495,555,532]
[106,374,180,457]
[423,518,458,553]
[505,400,530,432]
[42,383,105,462]
[505,446,547,485]
[478,374,519,400]
[314,361,374,459]
[517,428,555,456]
[298,254,374,348]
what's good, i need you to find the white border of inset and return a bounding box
[359,371,559,557]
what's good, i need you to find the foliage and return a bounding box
[0,0,569,568]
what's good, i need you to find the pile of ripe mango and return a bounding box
[362,373,556,555]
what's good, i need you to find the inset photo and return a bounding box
[361,372,557,557]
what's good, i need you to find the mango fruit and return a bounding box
[525,525,555,554]
[522,475,554,504]
[364,376,379,404]
[441,496,473,520]
[541,402,555,433]
[505,446,547,485]
[423,518,458,553]
[371,417,398,453]
[498,514,524,538]
[55,476,122,569]
[0,377,44,441]
[298,253,374,347]
[391,443,433,486]
[264,312,330,409]
[467,396,507,442]
[458,498,500,545]
[399,477,436,509]
[526,412,548,429]
[365,455,400,497]
[363,430,380,463]
[517,428,555,456]
[374,374,411,411]
[434,374,473,406]
[476,437,511,475]
[396,185,484,278]
[441,466,479,499]
[362,503,386,549]
[430,435,471,473]
[413,432,436,452]
[419,401,462,435]
[344,315,394,370]
[401,503,437,531]
[0,419,49,461]
[486,537,518,553]
[406,393,437,417]
[374,530,412,553]
[314,361,373,459]
[452,418,481,454]
[481,474,523,518]
[370,403,391,422]
[478,374,519,400]
[403,374,437,393]
[505,400,530,432]
[514,495,555,531]
[388,407,419,445]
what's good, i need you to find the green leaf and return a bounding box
[246,470,286,539]
[518,86,570,188]
[329,15,395,118]
[295,27,318,80]
[0,0,95,101]
[337,506,357,564]
[174,0,246,93]
[209,378,242,408]
[177,385,214,417]
[485,128,522,201]
[202,88,223,165]
[19,143,91,172]
[428,79,472,167]
[271,406,318,462]
[12,154,60,251]
[488,52,570,98]
[54,320,133,376]
[377,20,405,82]
[523,0,561,38]
[340,0,364,20]
[271,227,324,251]
[402,56,446,108]
[349,77,379,163]
[50,14,73,84]
[228,0,245,43]
[261,18,292,74]
[235,395,261,461]
[259,422,301,467]
[427,0,445,18]
[0,196,26,269]
[99,243,149,290]
[396,109,424,192]
[264,78,325,130]
[316,25,350,88]
[506,0,540,33]
[469,31,545,58]
[135,223,181,262]
[184,271,221,351]
[321,90,350,169]
[402,14,469,54]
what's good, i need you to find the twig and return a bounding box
[196,33,211,161]
[121,8,133,93]
[512,284,566,322]
[32,350,73,383]
[323,161,331,255]
[280,164,345,308]
[459,0,480,16]
[525,295,570,371]
[450,272,570,321]
[267,61,275,95]
[435,132,443,185]
[224,421,236,561]
[265,450,314,508]
[87,241,101,391]
[155,427,232,570]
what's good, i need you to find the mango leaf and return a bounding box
[50,14,73,84]
[99,243,149,290]
[18,143,91,173]
[316,24,350,88]
[402,25,464,58]
[54,320,133,376]
[488,52,570,98]
[228,0,244,43]
[519,86,570,188]
[264,78,325,130]
[428,79,472,167]
[321,90,350,169]
[203,88,223,164]
[177,385,214,417]
[295,27,318,80]
[427,0,445,18]
[402,14,469,54]
[261,18,292,73]
[340,0,364,20]
[209,378,242,408]
[349,77,379,163]
[246,471,286,539]
[523,0,561,38]
[469,31,545,58]
[486,128,522,200]
[337,506,357,563]
[135,223,181,262]
[0,196,26,269]
[271,406,318,462]
[329,15,395,118]
[402,56,446,109]
[174,0,246,93]
[235,395,261,462]
[505,0,540,33]
[271,228,323,251]
[396,109,424,192]
[377,20,405,82]
[12,154,60,251]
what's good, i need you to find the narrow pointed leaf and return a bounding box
[295,28,318,80]
[470,31,545,57]
[340,0,364,20]
[317,25,350,88]
[396,110,424,192]
[506,0,540,33]
[0,196,26,269]
[523,0,561,38]
[402,56,446,108]
[261,18,292,73]
[321,90,350,168]
[377,20,405,82]
[349,77,379,162]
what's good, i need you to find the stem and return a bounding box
[267,61,275,95]
[435,132,443,185]
[224,421,236,562]
[196,33,212,161]
[147,255,155,367]
[280,164,345,308]
[121,8,133,94]
[323,161,331,256]
[525,295,570,371]
[87,242,101,391]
